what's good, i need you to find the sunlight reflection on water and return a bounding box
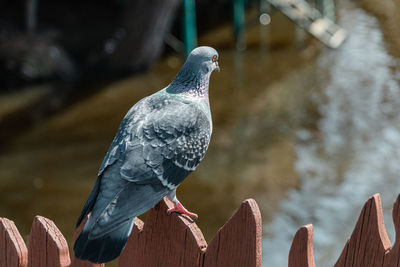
[263,1,400,266]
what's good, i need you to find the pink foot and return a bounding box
[167,201,198,220]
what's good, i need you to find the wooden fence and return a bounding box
[1,194,400,266]
[289,194,400,267]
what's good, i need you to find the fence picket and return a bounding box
[119,198,207,267]
[204,199,262,267]
[0,218,28,267]
[334,194,391,267]
[2,194,400,266]
[384,195,400,267]
[28,216,71,267]
[288,224,315,267]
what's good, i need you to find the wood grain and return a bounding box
[0,198,262,266]
[204,198,262,267]
[288,224,315,267]
[384,194,400,267]
[5,194,400,266]
[119,197,207,267]
[0,218,28,267]
[28,216,71,267]
[334,194,391,267]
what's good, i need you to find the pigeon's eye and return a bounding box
[212,55,217,62]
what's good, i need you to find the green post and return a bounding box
[233,0,246,50]
[26,0,39,33]
[182,0,197,56]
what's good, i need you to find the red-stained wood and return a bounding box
[70,216,104,267]
[70,258,104,267]
[4,194,400,266]
[0,218,28,267]
[384,194,400,267]
[334,194,391,267]
[118,197,207,267]
[288,224,315,267]
[28,216,71,267]
[203,199,262,267]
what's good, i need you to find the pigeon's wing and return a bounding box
[97,97,150,177]
[120,97,212,188]
[86,97,212,239]
[75,98,150,229]
[86,164,168,239]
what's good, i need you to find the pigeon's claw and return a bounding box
[166,201,198,220]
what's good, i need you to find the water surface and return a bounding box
[263,1,400,265]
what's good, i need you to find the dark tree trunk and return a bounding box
[110,0,180,71]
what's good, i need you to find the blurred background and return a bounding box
[1,0,400,266]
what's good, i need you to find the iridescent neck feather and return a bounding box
[167,63,210,99]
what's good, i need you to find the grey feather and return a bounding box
[74,46,219,263]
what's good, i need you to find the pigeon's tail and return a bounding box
[73,217,134,263]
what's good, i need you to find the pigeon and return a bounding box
[73,46,219,263]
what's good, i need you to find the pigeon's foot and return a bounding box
[167,201,198,220]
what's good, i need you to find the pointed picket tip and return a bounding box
[28,216,71,267]
[0,218,28,267]
[288,224,315,267]
[383,194,400,267]
[204,198,262,267]
[334,194,391,267]
[119,197,207,267]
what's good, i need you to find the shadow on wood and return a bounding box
[119,198,207,266]
[119,197,262,267]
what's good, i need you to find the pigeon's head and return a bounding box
[186,46,220,75]
[169,46,219,97]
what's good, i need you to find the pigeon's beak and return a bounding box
[215,61,220,72]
